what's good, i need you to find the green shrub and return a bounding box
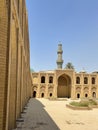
[70,101,79,106]
[79,101,89,107]
[70,101,89,107]
[88,99,97,105]
[70,99,98,107]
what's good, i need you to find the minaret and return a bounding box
[56,44,63,69]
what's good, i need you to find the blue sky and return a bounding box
[26,0,98,72]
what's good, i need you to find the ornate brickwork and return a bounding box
[32,70,98,99]
[32,44,98,99]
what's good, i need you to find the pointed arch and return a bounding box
[57,74,71,98]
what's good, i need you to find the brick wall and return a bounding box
[0,0,9,129]
[8,16,18,130]
[0,0,32,130]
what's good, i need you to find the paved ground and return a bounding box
[15,98,98,130]
[15,98,59,130]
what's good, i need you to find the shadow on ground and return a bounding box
[16,98,60,130]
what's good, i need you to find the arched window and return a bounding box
[84,77,88,84]
[49,76,53,83]
[76,77,80,84]
[41,76,45,83]
[92,77,95,84]
[33,76,38,84]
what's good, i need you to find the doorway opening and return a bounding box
[85,93,88,98]
[41,93,44,98]
[50,93,52,97]
[77,93,80,98]
[57,74,71,98]
[33,91,36,98]
[92,92,96,98]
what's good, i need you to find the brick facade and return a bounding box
[32,70,98,99]
[0,0,32,130]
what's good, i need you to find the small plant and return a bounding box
[70,101,89,107]
[70,99,98,107]
[89,99,97,106]
[79,101,89,107]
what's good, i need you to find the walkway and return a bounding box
[15,98,98,130]
[15,98,60,130]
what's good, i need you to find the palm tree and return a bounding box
[65,62,74,70]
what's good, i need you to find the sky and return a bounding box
[26,0,98,73]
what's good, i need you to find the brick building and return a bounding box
[0,0,32,130]
[32,44,98,99]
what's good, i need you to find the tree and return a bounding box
[30,68,34,72]
[65,62,75,70]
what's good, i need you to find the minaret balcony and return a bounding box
[56,60,63,63]
[57,50,63,53]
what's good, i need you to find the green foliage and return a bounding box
[89,99,98,105]
[70,101,89,107]
[65,62,74,70]
[70,99,98,107]
[30,68,34,72]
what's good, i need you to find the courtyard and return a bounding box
[16,98,98,130]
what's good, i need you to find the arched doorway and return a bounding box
[33,91,36,98]
[92,92,96,98]
[85,93,88,98]
[41,93,44,98]
[50,93,52,97]
[57,74,71,98]
[77,93,80,98]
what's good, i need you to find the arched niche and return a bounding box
[57,74,71,98]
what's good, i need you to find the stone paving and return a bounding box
[15,98,98,130]
[15,98,60,130]
[39,98,98,130]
